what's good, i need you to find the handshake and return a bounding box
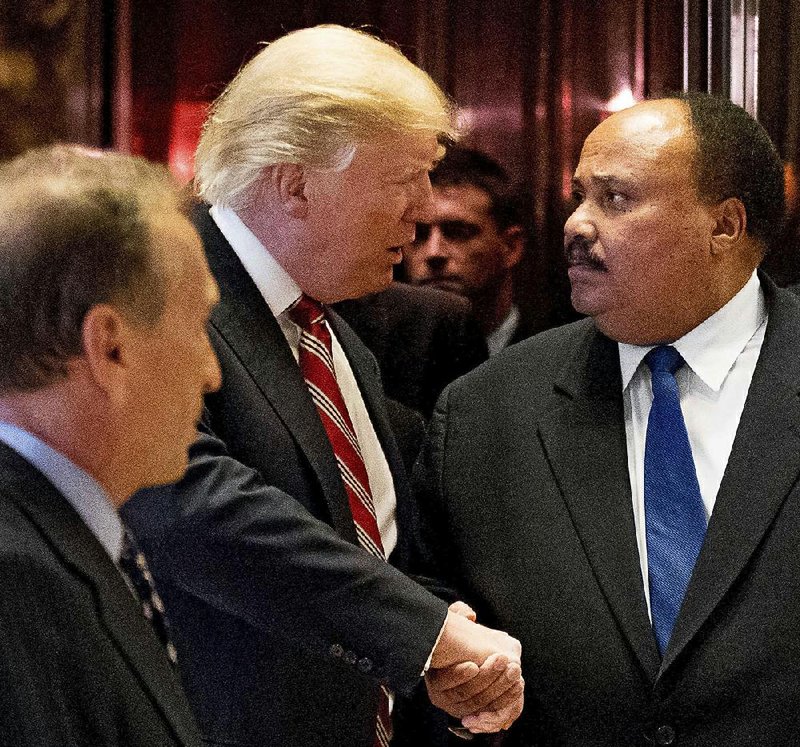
[427,602,524,735]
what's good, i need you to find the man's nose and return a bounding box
[203,343,222,394]
[404,173,434,223]
[424,253,448,272]
[419,226,450,261]
[564,203,597,246]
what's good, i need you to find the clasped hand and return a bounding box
[426,602,524,734]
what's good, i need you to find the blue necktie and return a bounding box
[644,346,707,655]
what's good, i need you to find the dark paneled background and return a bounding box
[0,0,106,157]
[2,0,798,326]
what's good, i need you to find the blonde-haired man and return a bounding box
[124,25,523,747]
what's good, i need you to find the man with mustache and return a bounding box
[564,235,609,273]
[416,92,799,745]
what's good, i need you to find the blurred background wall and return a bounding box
[2,0,797,329]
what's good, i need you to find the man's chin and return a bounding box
[421,278,466,296]
[148,455,190,491]
[569,271,611,316]
[569,285,607,319]
[340,272,394,302]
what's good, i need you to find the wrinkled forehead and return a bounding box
[576,100,696,181]
[351,133,441,174]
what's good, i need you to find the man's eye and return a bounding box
[606,191,627,207]
[571,190,584,204]
[412,221,480,243]
[440,222,480,241]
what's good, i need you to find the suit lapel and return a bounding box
[537,323,661,682]
[196,207,357,541]
[663,281,800,672]
[0,446,197,745]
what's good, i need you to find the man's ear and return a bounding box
[268,163,309,218]
[500,224,525,270]
[710,197,747,256]
[80,304,130,398]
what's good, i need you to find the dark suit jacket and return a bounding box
[418,278,800,746]
[123,205,448,747]
[334,283,488,417]
[506,310,540,348]
[0,444,201,747]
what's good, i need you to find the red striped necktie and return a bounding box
[288,294,392,747]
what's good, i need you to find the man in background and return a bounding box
[0,144,218,746]
[402,146,530,354]
[334,282,488,418]
[417,93,799,745]
[124,25,523,747]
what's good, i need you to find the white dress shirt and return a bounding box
[486,304,521,356]
[210,205,398,556]
[619,270,767,613]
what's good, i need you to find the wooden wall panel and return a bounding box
[757,0,800,284]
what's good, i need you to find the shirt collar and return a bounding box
[0,422,123,561]
[486,305,520,356]
[210,204,302,316]
[618,270,766,392]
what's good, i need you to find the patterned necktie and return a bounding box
[288,294,392,747]
[644,345,708,655]
[119,527,179,667]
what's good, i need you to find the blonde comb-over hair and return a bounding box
[194,24,457,209]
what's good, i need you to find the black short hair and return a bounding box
[668,92,785,251]
[431,145,524,231]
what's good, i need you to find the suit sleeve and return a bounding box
[125,420,449,697]
[411,386,465,595]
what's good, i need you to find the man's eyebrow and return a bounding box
[593,174,632,189]
[572,174,631,190]
[599,173,627,185]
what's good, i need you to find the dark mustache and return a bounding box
[564,237,608,271]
